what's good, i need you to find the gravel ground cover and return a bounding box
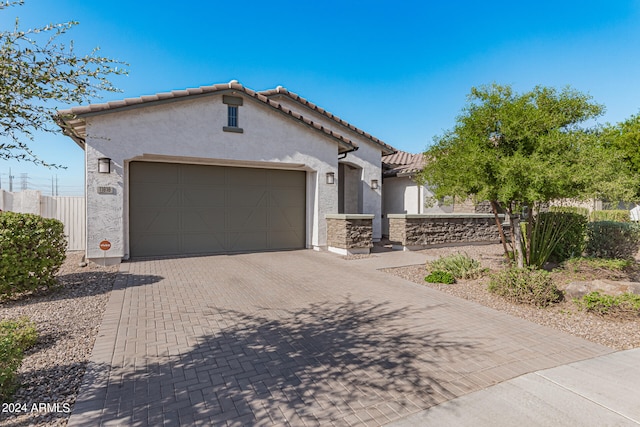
[382,243,640,351]
[0,252,118,427]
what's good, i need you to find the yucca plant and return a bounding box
[521,211,587,269]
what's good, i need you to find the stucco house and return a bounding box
[56,80,395,264]
[381,151,453,236]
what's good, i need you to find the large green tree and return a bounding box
[1,0,126,166]
[603,113,640,198]
[418,83,636,267]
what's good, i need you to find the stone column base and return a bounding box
[328,246,371,256]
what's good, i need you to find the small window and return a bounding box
[228,105,238,127]
[223,95,243,133]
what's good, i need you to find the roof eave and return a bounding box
[55,82,359,153]
[261,89,396,155]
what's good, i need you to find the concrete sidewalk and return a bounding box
[388,348,640,426]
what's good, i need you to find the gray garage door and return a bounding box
[129,162,306,257]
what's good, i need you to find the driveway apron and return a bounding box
[68,250,612,426]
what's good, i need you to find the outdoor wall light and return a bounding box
[371,179,379,190]
[326,172,335,184]
[98,157,111,174]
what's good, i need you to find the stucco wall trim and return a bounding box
[325,214,375,220]
[387,213,501,219]
[129,154,307,170]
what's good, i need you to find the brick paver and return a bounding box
[68,250,612,426]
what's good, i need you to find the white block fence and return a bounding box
[0,190,85,251]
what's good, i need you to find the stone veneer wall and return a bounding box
[326,214,374,252]
[388,214,505,248]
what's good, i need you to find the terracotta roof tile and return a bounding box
[260,86,396,155]
[382,151,426,177]
[56,81,361,153]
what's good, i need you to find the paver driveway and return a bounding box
[69,250,612,426]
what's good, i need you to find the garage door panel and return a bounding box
[131,185,180,208]
[130,233,180,257]
[269,230,304,249]
[227,208,267,230]
[270,188,306,207]
[227,167,267,185]
[269,207,304,229]
[131,209,179,233]
[183,187,226,207]
[269,169,305,187]
[182,208,225,231]
[181,232,226,253]
[130,162,179,184]
[181,164,226,185]
[227,187,268,208]
[228,232,268,252]
[129,162,305,257]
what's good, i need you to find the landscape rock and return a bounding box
[562,279,640,299]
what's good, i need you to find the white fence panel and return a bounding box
[42,196,86,251]
[0,190,86,251]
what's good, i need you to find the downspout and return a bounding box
[338,146,358,159]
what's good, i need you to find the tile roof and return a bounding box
[56,80,395,157]
[260,86,396,155]
[56,81,378,154]
[382,150,426,177]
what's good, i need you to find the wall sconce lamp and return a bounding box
[371,179,379,190]
[98,157,111,174]
[326,172,335,184]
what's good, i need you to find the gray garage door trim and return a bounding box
[129,161,306,257]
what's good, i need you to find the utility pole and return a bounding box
[9,168,13,192]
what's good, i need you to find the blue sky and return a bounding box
[2,0,640,195]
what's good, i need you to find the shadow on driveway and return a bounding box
[73,297,476,426]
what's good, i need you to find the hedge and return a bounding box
[0,212,67,298]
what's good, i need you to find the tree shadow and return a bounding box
[72,297,477,426]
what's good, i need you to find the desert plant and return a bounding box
[425,270,456,284]
[564,257,633,272]
[521,211,587,268]
[575,292,640,316]
[0,317,38,400]
[0,212,67,299]
[547,212,588,262]
[590,210,630,223]
[488,267,563,307]
[585,221,640,259]
[427,253,484,279]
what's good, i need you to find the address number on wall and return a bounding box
[97,186,115,194]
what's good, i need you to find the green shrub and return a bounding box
[488,267,563,307]
[590,210,630,222]
[427,253,484,279]
[425,270,456,284]
[523,212,587,267]
[549,205,590,218]
[547,212,588,262]
[585,221,640,259]
[0,212,67,299]
[564,257,633,272]
[575,292,640,316]
[0,317,38,400]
